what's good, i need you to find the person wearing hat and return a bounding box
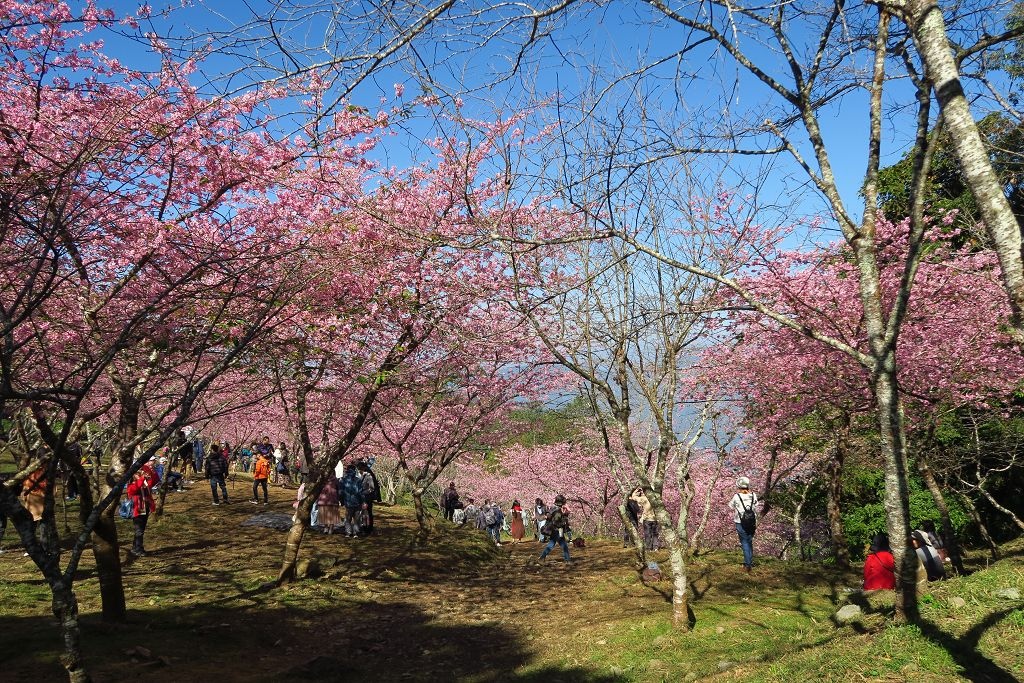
[728,476,758,572]
[538,494,572,564]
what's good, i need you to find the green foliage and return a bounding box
[874,113,1024,243]
[841,466,969,559]
[506,394,594,447]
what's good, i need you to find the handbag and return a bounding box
[118,497,133,519]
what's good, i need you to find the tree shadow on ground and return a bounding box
[918,609,1022,683]
[0,597,627,683]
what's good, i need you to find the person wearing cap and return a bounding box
[538,494,572,564]
[728,476,758,572]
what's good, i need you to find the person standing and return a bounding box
[251,451,271,504]
[509,500,526,543]
[341,466,364,537]
[539,494,572,564]
[728,476,758,572]
[125,464,157,557]
[317,470,341,534]
[193,437,205,474]
[357,461,378,535]
[204,443,230,505]
[534,498,547,541]
[630,486,658,551]
[177,432,195,483]
[441,482,458,521]
[273,441,288,486]
[623,493,641,548]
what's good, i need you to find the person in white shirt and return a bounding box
[728,476,758,573]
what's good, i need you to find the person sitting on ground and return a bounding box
[911,530,945,582]
[863,533,896,590]
[919,520,949,563]
[156,456,184,492]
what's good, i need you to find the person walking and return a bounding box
[539,494,572,564]
[204,443,230,505]
[728,476,758,572]
[251,450,271,504]
[125,464,157,557]
[509,500,526,543]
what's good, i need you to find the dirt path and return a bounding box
[1,478,644,682]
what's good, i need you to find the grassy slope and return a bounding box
[0,477,1021,682]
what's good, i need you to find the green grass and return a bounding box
[1,481,1022,682]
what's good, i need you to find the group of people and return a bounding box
[440,483,576,563]
[296,460,381,537]
[863,521,949,590]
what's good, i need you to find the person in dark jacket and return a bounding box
[539,495,572,563]
[341,467,364,537]
[441,482,459,521]
[358,461,378,536]
[204,443,230,505]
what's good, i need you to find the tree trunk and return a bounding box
[824,438,850,569]
[897,0,1024,344]
[959,493,999,560]
[90,505,126,622]
[411,488,431,544]
[52,577,91,683]
[873,367,917,623]
[617,503,645,567]
[660,523,691,631]
[916,454,965,574]
[278,493,313,585]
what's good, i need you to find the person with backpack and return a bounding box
[538,494,572,564]
[204,443,230,505]
[728,476,758,572]
[911,530,945,582]
[341,466,364,537]
[462,498,478,527]
[484,501,503,546]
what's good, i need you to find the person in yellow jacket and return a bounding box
[251,453,271,505]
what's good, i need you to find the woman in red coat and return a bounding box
[509,500,526,543]
[125,465,157,557]
[863,533,896,590]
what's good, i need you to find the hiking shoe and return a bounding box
[212,502,220,506]
[250,500,259,504]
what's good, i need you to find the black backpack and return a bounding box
[739,495,756,534]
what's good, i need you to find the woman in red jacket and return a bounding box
[125,466,157,557]
[863,533,896,590]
